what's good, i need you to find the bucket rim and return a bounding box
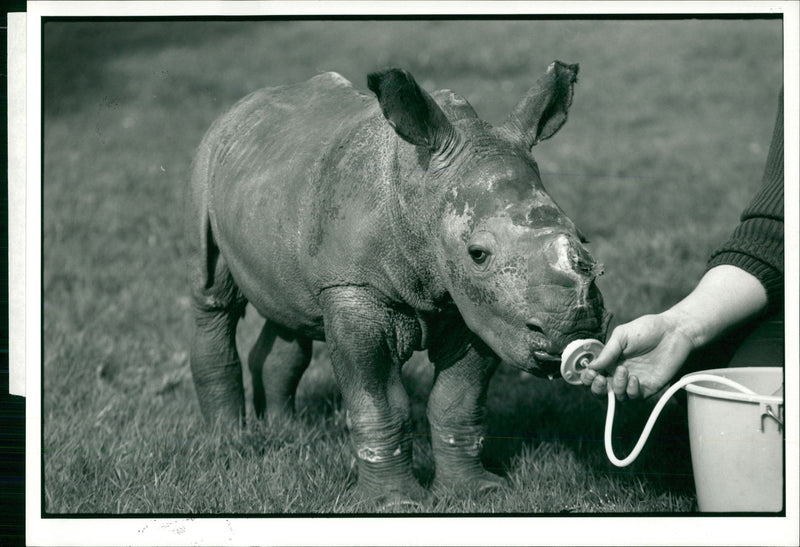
[683,367,783,404]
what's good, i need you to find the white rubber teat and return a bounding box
[560,338,604,385]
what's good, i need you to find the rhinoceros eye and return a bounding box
[468,246,490,265]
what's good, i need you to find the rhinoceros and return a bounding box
[186,61,607,505]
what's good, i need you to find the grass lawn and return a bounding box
[42,18,782,514]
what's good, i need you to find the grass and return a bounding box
[42,18,782,514]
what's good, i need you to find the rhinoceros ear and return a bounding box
[502,61,579,149]
[367,68,455,151]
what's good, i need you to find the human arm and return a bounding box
[582,89,783,400]
[581,265,767,399]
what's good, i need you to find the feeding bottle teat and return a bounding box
[560,338,604,385]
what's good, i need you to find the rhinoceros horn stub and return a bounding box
[502,60,579,149]
[367,68,457,153]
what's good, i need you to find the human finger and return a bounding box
[590,374,607,397]
[627,375,641,399]
[580,368,598,387]
[612,365,628,401]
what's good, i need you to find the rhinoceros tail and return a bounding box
[186,138,246,316]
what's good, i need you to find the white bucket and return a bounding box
[684,367,784,512]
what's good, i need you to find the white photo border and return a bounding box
[20,2,800,545]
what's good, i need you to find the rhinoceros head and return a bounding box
[368,62,609,376]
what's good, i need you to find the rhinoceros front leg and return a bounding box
[427,322,503,494]
[319,286,425,506]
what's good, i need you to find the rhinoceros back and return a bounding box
[199,72,378,335]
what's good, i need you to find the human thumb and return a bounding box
[588,327,626,372]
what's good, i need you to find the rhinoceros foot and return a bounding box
[353,480,429,512]
[432,468,508,497]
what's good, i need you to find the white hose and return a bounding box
[603,374,757,467]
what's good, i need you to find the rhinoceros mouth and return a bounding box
[532,350,561,363]
[528,350,563,377]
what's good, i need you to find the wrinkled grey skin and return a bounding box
[187,61,608,505]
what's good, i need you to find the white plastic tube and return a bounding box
[603,373,757,467]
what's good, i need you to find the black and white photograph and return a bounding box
[13,1,799,545]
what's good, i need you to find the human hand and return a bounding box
[581,265,768,400]
[579,311,694,400]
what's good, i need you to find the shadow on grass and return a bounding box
[482,369,696,507]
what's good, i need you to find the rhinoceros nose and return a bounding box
[525,317,546,335]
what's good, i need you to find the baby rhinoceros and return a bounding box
[187,61,608,506]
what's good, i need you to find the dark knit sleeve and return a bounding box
[707,89,784,311]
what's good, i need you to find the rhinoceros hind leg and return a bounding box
[188,250,247,429]
[248,320,312,420]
